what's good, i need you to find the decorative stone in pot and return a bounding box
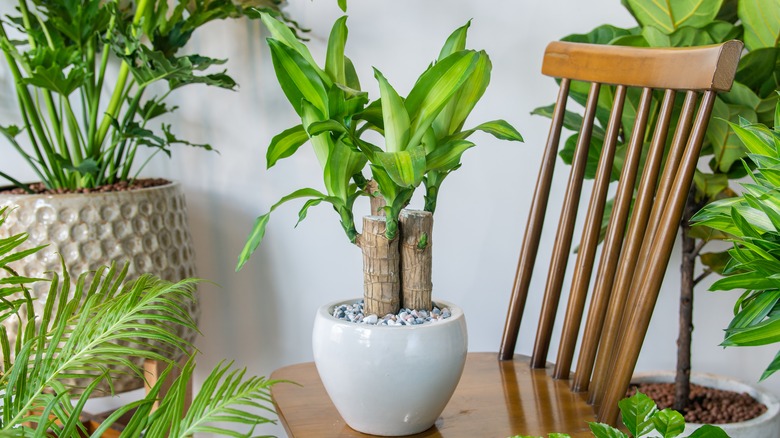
[312,298,468,436]
[632,371,780,438]
[0,181,199,392]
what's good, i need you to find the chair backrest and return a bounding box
[499,40,742,424]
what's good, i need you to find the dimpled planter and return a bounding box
[312,298,468,436]
[0,181,198,392]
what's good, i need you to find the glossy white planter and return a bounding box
[632,372,780,438]
[312,299,468,436]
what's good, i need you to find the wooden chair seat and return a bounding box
[271,40,742,436]
[271,353,595,437]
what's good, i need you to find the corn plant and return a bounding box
[692,98,780,381]
[237,12,522,314]
[0,0,297,192]
[0,206,278,436]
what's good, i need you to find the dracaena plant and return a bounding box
[237,14,522,265]
[0,0,298,192]
[691,98,780,381]
[236,12,522,316]
[0,205,278,436]
[532,0,778,411]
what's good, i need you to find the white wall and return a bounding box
[2,1,777,436]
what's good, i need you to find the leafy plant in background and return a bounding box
[0,0,298,192]
[0,206,277,436]
[509,392,728,438]
[692,98,780,381]
[533,0,779,411]
[237,10,521,316]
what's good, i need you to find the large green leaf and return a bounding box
[374,68,410,153]
[425,140,475,172]
[625,0,723,34]
[738,0,780,50]
[707,97,755,172]
[325,17,348,85]
[562,24,639,45]
[651,409,685,438]
[687,424,730,437]
[587,422,628,438]
[266,124,309,168]
[267,39,329,117]
[735,48,780,97]
[446,51,492,135]
[375,145,426,187]
[324,138,366,200]
[23,65,85,96]
[260,12,328,84]
[438,21,470,61]
[618,392,657,436]
[404,50,478,148]
[642,22,738,47]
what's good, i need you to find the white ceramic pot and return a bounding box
[0,181,199,392]
[312,299,468,436]
[632,372,780,438]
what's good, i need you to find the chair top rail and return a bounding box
[542,40,742,91]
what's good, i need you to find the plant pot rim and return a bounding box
[318,298,464,330]
[0,180,180,198]
[632,370,780,428]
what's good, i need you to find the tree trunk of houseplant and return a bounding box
[400,210,433,311]
[356,216,400,316]
[675,188,707,411]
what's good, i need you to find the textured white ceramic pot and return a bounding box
[632,372,780,438]
[0,181,199,392]
[312,298,468,436]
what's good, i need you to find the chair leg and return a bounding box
[143,358,192,411]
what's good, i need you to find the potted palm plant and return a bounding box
[0,0,297,392]
[0,205,278,436]
[688,100,780,437]
[532,0,778,425]
[236,8,522,436]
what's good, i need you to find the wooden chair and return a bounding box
[270,40,742,437]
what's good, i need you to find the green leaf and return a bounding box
[699,251,732,275]
[438,20,471,61]
[337,0,347,12]
[587,422,629,438]
[469,120,524,142]
[267,39,329,117]
[760,350,780,381]
[307,119,347,137]
[374,68,410,153]
[405,50,479,148]
[735,48,779,96]
[375,145,426,187]
[723,315,780,346]
[728,290,780,331]
[728,121,778,156]
[651,408,685,438]
[625,0,723,34]
[325,17,348,85]
[687,424,730,437]
[266,124,309,168]
[618,391,658,436]
[23,65,85,96]
[324,138,366,200]
[707,97,755,172]
[237,188,331,270]
[260,12,327,83]
[738,0,780,50]
[562,24,639,45]
[446,51,492,135]
[425,140,475,172]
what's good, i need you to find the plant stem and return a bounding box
[675,188,707,412]
[94,0,152,154]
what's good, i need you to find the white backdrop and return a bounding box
[1,1,778,436]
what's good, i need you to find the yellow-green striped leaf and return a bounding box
[405,50,478,148]
[425,140,475,172]
[260,13,329,84]
[268,39,329,117]
[325,17,348,85]
[447,51,492,135]
[266,124,308,169]
[374,68,410,153]
[375,145,426,187]
[470,119,524,142]
[437,20,470,61]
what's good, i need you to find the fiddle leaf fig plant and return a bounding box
[0,0,299,192]
[692,98,780,381]
[238,12,522,316]
[0,205,278,436]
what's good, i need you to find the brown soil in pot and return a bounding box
[0,178,170,195]
[627,382,767,424]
